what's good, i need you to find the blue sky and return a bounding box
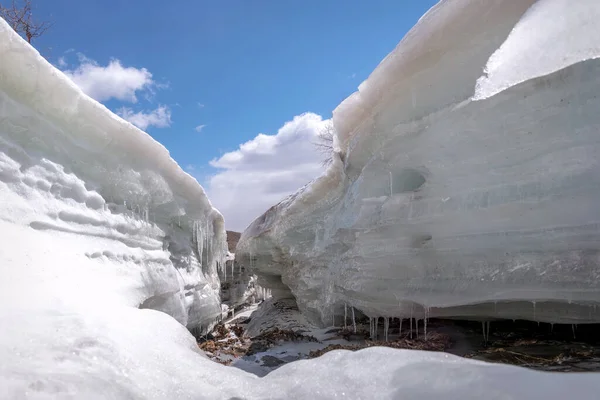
[28,0,437,230]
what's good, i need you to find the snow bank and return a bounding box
[238,0,600,326]
[475,0,600,100]
[3,2,600,398]
[0,16,228,336]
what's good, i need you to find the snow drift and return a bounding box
[0,19,232,336]
[238,0,600,327]
[3,1,600,399]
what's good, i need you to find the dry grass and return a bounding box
[308,332,451,358]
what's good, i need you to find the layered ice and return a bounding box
[238,0,600,326]
[218,252,258,313]
[0,17,228,336]
[3,1,600,398]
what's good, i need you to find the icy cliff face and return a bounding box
[0,19,228,335]
[238,0,600,326]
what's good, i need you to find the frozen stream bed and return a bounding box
[203,300,600,377]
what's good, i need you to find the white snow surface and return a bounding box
[474,0,600,100]
[238,0,600,326]
[3,2,600,399]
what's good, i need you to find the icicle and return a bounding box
[415,318,419,338]
[410,304,414,339]
[352,307,356,333]
[481,321,491,343]
[424,307,429,341]
[373,317,376,339]
[370,317,378,340]
[373,317,378,341]
[572,324,576,339]
[482,321,486,343]
[389,171,393,196]
[532,301,536,321]
[399,318,403,337]
[344,304,347,330]
[384,317,389,342]
[204,220,208,267]
[550,323,554,333]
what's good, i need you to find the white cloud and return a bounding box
[206,112,328,231]
[117,105,172,130]
[63,54,156,103]
[56,57,67,68]
[197,103,205,109]
[195,124,206,133]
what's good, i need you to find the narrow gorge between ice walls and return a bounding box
[3,0,600,399]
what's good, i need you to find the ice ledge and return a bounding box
[0,16,231,335]
[238,0,600,327]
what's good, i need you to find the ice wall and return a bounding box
[0,18,228,336]
[238,0,600,326]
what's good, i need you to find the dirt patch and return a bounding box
[246,328,319,356]
[464,337,600,371]
[446,320,600,372]
[198,323,249,359]
[198,323,320,363]
[226,231,241,253]
[261,355,286,367]
[308,332,451,358]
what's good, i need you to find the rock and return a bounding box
[260,355,286,367]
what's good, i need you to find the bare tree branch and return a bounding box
[0,0,52,43]
[313,121,335,167]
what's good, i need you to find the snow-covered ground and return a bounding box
[3,1,600,399]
